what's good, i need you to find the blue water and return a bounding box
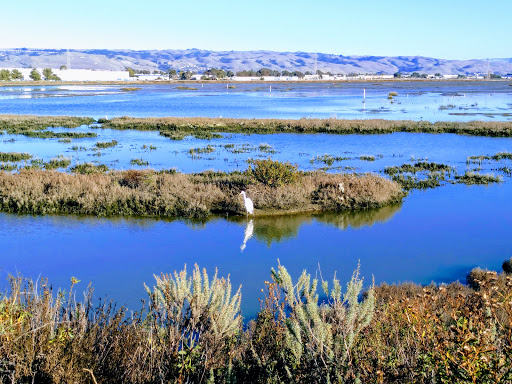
[0,81,510,121]
[2,129,512,174]
[1,182,510,318]
[1,82,512,318]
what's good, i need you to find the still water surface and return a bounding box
[0,81,510,121]
[1,182,510,318]
[0,82,511,317]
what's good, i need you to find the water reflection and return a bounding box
[230,203,402,250]
[240,219,254,252]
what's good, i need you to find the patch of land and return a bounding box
[0,166,403,218]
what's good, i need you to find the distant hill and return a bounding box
[1,48,511,76]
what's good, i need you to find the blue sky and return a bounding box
[1,0,510,59]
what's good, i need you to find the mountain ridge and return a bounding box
[1,48,511,76]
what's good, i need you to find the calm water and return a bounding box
[1,82,511,318]
[1,182,510,318]
[3,129,512,173]
[0,81,511,122]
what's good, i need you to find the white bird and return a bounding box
[239,191,254,216]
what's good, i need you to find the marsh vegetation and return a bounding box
[98,116,512,137]
[2,262,512,383]
[0,162,403,218]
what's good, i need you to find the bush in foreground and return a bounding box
[1,263,512,383]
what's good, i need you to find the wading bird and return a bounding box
[239,191,254,217]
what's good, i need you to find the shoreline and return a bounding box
[0,78,510,87]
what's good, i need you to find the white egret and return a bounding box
[239,191,254,216]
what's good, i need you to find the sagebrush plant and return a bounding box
[245,158,298,187]
[270,262,375,381]
[145,264,242,382]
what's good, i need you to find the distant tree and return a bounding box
[179,71,192,80]
[0,69,11,81]
[393,72,402,78]
[257,68,270,77]
[167,69,177,79]
[40,68,61,81]
[126,67,135,77]
[236,70,257,77]
[421,73,428,78]
[60,65,67,70]
[281,70,292,77]
[434,73,442,77]
[226,70,234,77]
[316,70,323,79]
[42,68,53,80]
[305,71,313,75]
[490,73,502,79]
[410,72,421,78]
[10,69,23,80]
[457,74,467,79]
[29,68,41,81]
[292,71,305,78]
[207,68,226,79]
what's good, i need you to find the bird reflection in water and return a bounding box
[240,219,254,252]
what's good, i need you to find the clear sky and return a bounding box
[1,0,510,60]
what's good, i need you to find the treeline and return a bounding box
[0,69,24,81]
[160,67,333,80]
[0,68,62,81]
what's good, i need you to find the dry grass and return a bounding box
[0,169,404,218]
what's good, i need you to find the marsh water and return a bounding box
[0,81,511,121]
[0,81,511,317]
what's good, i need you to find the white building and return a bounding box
[5,68,132,81]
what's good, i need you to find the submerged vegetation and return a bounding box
[2,262,512,383]
[384,161,504,190]
[0,165,403,218]
[94,139,118,149]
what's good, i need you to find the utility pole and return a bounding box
[67,49,71,69]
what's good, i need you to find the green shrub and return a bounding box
[246,158,298,187]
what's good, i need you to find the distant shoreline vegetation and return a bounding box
[98,116,512,137]
[2,114,512,138]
